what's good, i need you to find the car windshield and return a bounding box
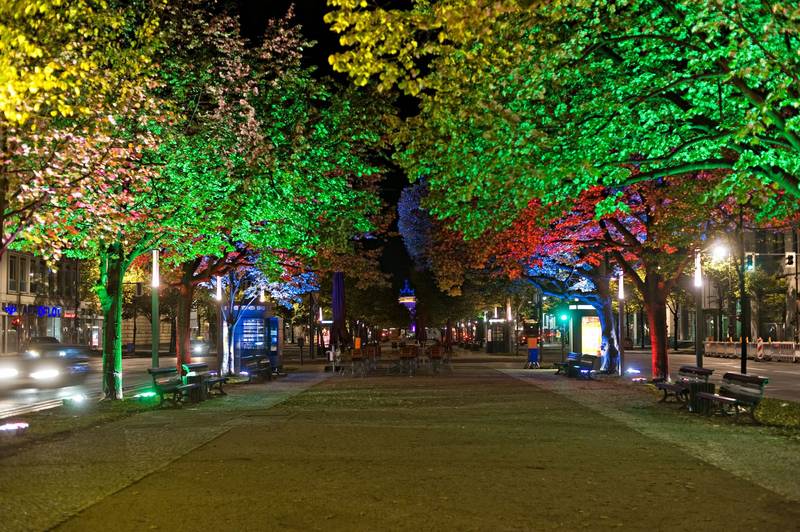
[30,337,60,344]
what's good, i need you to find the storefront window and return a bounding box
[19,257,29,293]
[8,255,18,292]
[67,265,76,298]
[49,269,57,297]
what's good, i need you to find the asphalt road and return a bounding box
[0,356,218,420]
[536,345,800,402]
[2,344,799,419]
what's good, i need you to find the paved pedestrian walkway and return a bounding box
[2,367,799,531]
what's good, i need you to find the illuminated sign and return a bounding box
[2,303,62,318]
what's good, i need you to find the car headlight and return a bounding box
[26,350,40,358]
[0,367,19,379]
[193,344,204,354]
[31,368,60,380]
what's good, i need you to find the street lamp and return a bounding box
[618,270,625,376]
[693,243,729,369]
[215,276,224,374]
[711,243,729,263]
[151,250,159,369]
[694,251,704,368]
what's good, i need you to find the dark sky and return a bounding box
[237,0,413,289]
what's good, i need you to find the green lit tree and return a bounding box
[1,0,164,261]
[326,0,800,235]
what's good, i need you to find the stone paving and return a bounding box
[2,366,799,531]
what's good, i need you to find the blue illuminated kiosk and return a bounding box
[233,303,282,373]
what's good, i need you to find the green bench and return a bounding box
[655,365,714,404]
[240,355,272,383]
[147,367,199,405]
[695,372,769,422]
[182,362,227,397]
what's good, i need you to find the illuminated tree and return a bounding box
[0,0,163,261]
[326,0,800,235]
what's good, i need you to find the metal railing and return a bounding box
[704,340,798,362]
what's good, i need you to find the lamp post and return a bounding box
[694,251,704,368]
[618,271,625,376]
[559,311,569,361]
[693,243,730,369]
[215,275,224,374]
[738,208,749,374]
[150,249,159,369]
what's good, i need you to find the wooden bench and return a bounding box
[655,365,713,403]
[240,355,272,383]
[182,362,227,397]
[555,352,581,375]
[696,372,769,422]
[147,367,199,405]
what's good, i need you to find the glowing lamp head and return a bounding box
[711,244,729,262]
[560,314,568,322]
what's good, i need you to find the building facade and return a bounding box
[0,251,100,354]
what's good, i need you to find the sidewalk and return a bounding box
[2,366,798,530]
[0,371,329,532]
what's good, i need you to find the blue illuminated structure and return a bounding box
[398,280,417,335]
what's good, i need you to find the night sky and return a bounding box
[237,0,414,290]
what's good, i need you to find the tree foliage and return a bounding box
[327,0,800,236]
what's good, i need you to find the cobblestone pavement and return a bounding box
[2,366,799,531]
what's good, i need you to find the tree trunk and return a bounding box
[308,293,316,359]
[644,273,670,380]
[168,314,176,356]
[175,260,197,374]
[132,302,137,353]
[672,305,679,350]
[595,297,619,374]
[98,244,127,399]
[176,281,194,373]
[591,270,619,374]
[331,272,349,349]
[226,321,235,374]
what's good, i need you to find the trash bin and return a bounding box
[688,381,714,413]
[186,372,207,402]
[525,338,540,369]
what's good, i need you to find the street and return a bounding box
[2,346,799,420]
[3,366,799,531]
[0,356,217,420]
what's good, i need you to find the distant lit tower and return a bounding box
[398,279,417,334]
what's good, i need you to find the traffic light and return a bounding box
[786,252,796,267]
[745,252,755,271]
